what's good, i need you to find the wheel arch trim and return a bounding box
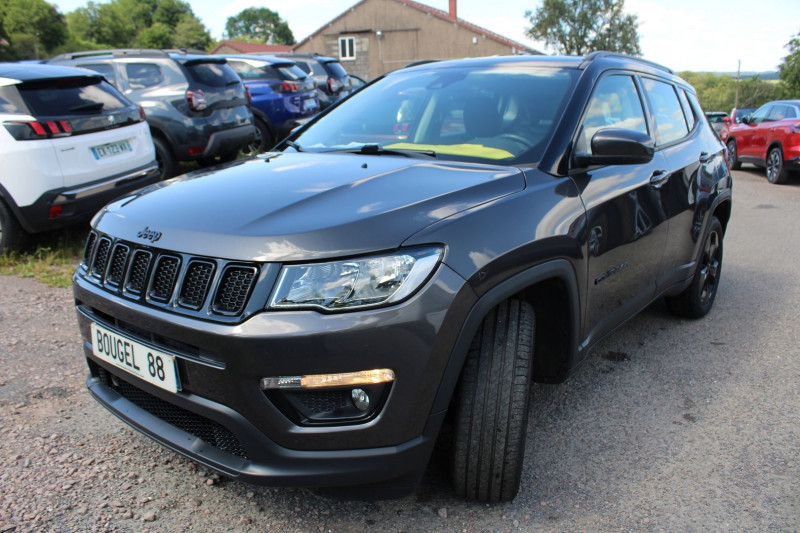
[429,259,581,415]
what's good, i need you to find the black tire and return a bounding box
[241,119,273,156]
[0,198,27,254]
[666,216,723,318]
[153,136,176,180]
[766,146,788,184]
[726,139,741,170]
[452,298,534,502]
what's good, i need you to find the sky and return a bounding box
[52,0,800,73]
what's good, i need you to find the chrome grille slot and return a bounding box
[105,243,130,289]
[178,260,215,310]
[125,250,152,296]
[148,255,180,303]
[83,231,97,267]
[91,237,112,279]
[213,266,257,315]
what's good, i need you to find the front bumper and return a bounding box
[73,263,475,489]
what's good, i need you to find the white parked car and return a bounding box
[0,63,159,252]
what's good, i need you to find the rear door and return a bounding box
[639,79,726,287]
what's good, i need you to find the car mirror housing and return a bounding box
[573,128,655,168]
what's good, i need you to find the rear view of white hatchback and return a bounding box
[0,63,159,252]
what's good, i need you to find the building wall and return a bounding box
[294,0,530,80]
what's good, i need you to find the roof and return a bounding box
[293,0,540,54]
[209,41,294,55]
[0,63,102,84]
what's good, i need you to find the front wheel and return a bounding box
[726,139,741,170]
[766,146,788,184]
[452,299,534,502]
[666,216,723,318]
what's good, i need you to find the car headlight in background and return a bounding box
[268,246,443,311]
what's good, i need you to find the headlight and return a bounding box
[268,246,443,311]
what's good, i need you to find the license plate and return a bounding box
[91,322,181,393]
[90,139,132,160]
[304,98,318,111]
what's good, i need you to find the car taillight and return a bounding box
[245,85,252,105]
[186,89,208,111]
[269,82,300,93]
[138,105,147,121]
[3,120,72,140]
[327,77,342,94]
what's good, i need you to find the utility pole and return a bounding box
[734,59,741,109]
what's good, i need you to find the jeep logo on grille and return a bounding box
[136,226,162,243]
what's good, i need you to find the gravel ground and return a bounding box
[1,168,798,532]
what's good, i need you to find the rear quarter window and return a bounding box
[16,77,131,116]
[125,63,164,90]
[185,62,240,87]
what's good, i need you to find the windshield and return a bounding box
[292,65,577,164]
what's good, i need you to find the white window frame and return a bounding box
[339,36,356,61]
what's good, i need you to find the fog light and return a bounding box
[351,389,370,411]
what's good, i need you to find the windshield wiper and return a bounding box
[285,139,304,152]
[350,144,437,158]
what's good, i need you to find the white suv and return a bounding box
[0,63,159,252]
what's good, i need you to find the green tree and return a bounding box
[135,22,172,48]
[152,0,191,28]
[778,32,800,97]
[65,0,210,51]
[173,14,212,51]
[225,7,294,45]
[1,0,67,58]
[525,0,640,56]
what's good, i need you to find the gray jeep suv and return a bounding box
[73,52,732,502]
[48,49,255,179]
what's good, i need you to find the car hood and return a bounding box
[94,152,525,262]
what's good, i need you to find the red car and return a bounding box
[723,100,800,184]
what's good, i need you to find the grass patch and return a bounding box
[0,225,88,288]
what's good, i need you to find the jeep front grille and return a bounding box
[81,231,260,320]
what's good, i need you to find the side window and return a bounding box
[576,75,647,154]
[339,36,356,61]
[125,63,164,90]
[83,63,117,87]
[677,89,696,130]
[642,78,689,145]
[748,105,770,124]
[767,105,790,121]
[786,106,798,119]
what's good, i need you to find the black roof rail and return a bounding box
[47,49,172,61]
[580,51,674,74]
[403,59,440,69]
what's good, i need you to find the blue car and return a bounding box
[219,55,319,153]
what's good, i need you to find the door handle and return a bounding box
[649,170,669,188]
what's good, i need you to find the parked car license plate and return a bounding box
[90,139,132,160]
[90,322,180,393]
[304,98,318,111]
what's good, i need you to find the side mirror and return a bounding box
[573,128,655,168]
[741,115,751,125]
